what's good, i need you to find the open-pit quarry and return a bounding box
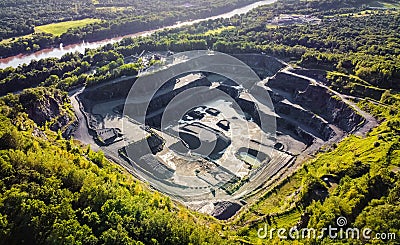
[69,52,377,220]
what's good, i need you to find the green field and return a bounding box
[0,34,32,44]
[0,18,101,44]
[35,18,101,36]
[204,26,235,36]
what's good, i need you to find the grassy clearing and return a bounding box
[250,174,303,217]
[324,7,399,19]
[204,26,235,36]
[236,209,302,243]
[1,18,100,44]
[337,9,398,17]
[307,135,388,177]
[96,6,133,12]
[35,18,101,36]
[327,71,371,86]
[0,34,33,44]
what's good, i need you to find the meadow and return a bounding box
[35,18,101,36]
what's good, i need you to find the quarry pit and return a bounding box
[70,52,377,220]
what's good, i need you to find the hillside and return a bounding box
[0,0,399,244]
[0,92,225,244]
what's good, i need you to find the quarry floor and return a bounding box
[69,57,378,220]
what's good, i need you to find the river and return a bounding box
[0,0,276,69]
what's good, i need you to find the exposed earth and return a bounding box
[68,52,377,220]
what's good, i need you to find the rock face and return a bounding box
[268,73,310,94]
[274,100,335,141]
[211,201,242,220]
[294,84,365,132]
[83,78,136,102]
[296,213,311,229]
[18,87,74,132]
[233,54,286,79]
[267,70,366,145]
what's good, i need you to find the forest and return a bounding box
[0,89,225,244]
[0,0,399,244]
[0,0,259,58]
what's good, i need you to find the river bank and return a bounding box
[0,0,277,69]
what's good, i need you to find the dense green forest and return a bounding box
[0,0,399,244]
[0,0,256,39]
[0,88,226,244]
[0,0,258,58]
